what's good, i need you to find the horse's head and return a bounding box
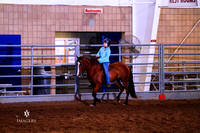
[76,56,86,78]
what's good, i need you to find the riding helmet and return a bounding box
[103,38,111,46]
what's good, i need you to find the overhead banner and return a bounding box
[168,0,197,7]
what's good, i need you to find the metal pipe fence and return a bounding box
[0,45,79,96]
[0,44,200,98]
[162,44,200,91]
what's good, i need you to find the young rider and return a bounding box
[96,38,111,87]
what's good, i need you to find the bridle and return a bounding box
[77,59,85,78]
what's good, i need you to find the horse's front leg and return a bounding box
[91,83,102,106]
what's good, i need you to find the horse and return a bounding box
[76,56,137,106]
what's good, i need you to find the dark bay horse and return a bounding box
[76,56,137,106]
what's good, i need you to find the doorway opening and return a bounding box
[55,32,122,94]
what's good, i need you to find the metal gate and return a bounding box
[0,44,200,103]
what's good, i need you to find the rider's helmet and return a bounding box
[103,38,111,47]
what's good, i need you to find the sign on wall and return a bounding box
[168,0,197,6]
[55,38,79,64]
[84,8,103,13]
[55,40,66,64]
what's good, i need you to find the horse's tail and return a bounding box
[128,67,137,98]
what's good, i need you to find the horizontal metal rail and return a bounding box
[165,80,200,84]
[79,44,160,47]
[79,81,160,86]
[0,74,75,78]
[0,84,76,88]
[165,53,200,56]
[126,63,159,65]
[0,55,77,57]
[81,53,159,56]
[0,45,78,47]
[165,72,200,75]
[1,44,199,47]
[167,60,200,62]
[164,44,200,46]
[0,64,76,68]
[133,72,159,75]
[0,62,159,68]
[0,44,160,48]
[165,62,200,65]
[165,66,200,69]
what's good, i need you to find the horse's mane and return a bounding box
[85,57,100,65]
[78,56,100,65]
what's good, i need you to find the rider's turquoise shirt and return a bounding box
[96,47,111,63]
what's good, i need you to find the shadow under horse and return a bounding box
[76,56,137,106]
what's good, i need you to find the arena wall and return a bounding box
[0,4,132,94]
[155,8,200,72]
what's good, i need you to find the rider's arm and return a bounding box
[99,48,111,63]
[96,47,102,57]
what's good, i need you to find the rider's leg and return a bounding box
[103,62,110,87]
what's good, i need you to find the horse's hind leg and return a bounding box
[124,90,129,105]
[91,92,97,106]
[123,82,129,105]
[114,79,124,103]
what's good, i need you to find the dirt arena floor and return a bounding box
[0,99,200,133]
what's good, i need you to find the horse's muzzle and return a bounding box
[77,73,82,78]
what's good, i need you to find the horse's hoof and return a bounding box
[90,103,96,106]
[90,104,95,107]
[97,99,102,103]
[135,95,138,99]
[74,96,81,101]
[117,100,121,103]
[123,101,128,105]
[116,96,120,103]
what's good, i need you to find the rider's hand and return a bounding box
[96,56,100,61]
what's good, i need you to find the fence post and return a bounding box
[162,44,165,94]
[119,44,122,62]
[31,46,33,95]
[159,44,165,100]
[159,44,161,93]
[75,45,80,98]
